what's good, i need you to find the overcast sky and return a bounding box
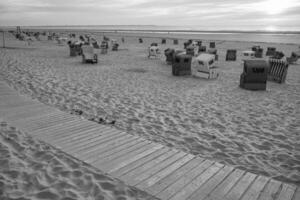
[1,0,300,31]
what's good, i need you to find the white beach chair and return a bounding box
[192,53,219,79]
[81,45,98,64]
[241,50,255,61]
[148,46,160,58]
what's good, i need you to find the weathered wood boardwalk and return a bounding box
[0,81,299,200]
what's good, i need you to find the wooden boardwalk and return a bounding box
[0,81,299,200]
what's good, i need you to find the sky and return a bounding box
[1,0,300,31]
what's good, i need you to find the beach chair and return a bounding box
[173,39,178,45]
[161,38,166,44]
[112,43,119,51]
[172,53,192,76]
[198,46,206,53]
[287,51,300,64]
[139,38,143,43]
[151,42,158,47]
[164,48,175,64]
[268,59,289,83]
[271,51,285,60]
[208,48,218,60]
[241,50,255,60]
[100,41,108,54]
[226,49,237,61]
[209,42,216,49]
[192,53,219,79]
[184,40,193,49]
[148,46,160,58]
[186,46,195,56]
[240,60,269,90]
[81,45,98,64]
[266,47,276,56]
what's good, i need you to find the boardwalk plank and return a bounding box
[120,150,179,181]
[100,143,160,172]
[203,168,245,200]
[128,151,187,186]
[256,179,281,200]
[68,130,128,156]
[225,172,257,200]
[92,139,150,166]
[145,157,204,195]
[277,183,296,200]
[169,162,223,200]
[240,176,270,200]
[111,147,171,178]
[292,187,300,200]
[156,159,214,200]
[188,165,234,200]
[137,153,195,189]
[107,144,164,173]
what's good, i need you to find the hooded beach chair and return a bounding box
[172,53,192,76]
[240,60,269,90]
[148,46,160,58]
[226,49,237,61]
[192,53,219,79]
[266,47,276,56]
[81,45,98,64]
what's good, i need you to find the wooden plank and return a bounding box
[50,125,112,147]
[137,153,195,189]
[292,187,300,200]
[24,113,77,132]
[188,165,235,200]
[169,162,223,200]
[6,106,55,121]
[256,179,282,200]
[240,176,270,200]
[66,129,128,155]
[0,104,46,117]
[92,139,150,166]
[202,168,245,200]
[127,151,187,186]
[120,149,179,181]
[12,109,63,125]
[156,159,214,200]
[31,118,83,136]
[42,121,99,142]
[107,144,164,173]
[100,143,161,172]
[36,119,90,140]
[145,157,204,195]
[111,147,171,178]
[225,172,257,200]
[84,136,143,163]
[277,183,297,200]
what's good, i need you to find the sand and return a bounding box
[0,121,159,200]
[0,32,300,188]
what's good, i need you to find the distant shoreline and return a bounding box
[1,25,300,35]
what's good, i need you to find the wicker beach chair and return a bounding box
[164,48,175,64]
[148,46,160,58]
[240,60,269,90]
[268,59,289,83]
[81,45,98,64]
[226,49,237,61]
[266,47,276,56]
[172,53,192,76]
[192,53,219,79]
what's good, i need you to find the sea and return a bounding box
[6,25,300,44]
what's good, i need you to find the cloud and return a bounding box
[0,0,299,30]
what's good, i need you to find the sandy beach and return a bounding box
[0,30,299,192]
